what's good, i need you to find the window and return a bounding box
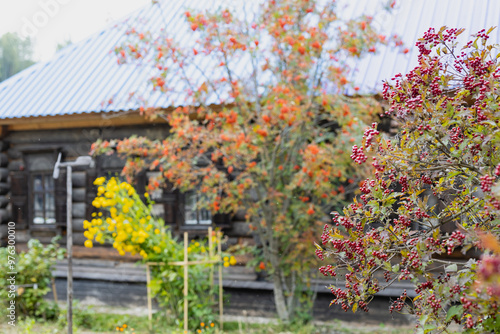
[32,173,56,224]
[132,170,230,231]
[10,149,66,232]
[184,191,212,225]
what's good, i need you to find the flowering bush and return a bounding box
[0,238,65,320]
[84,177,234,329]
[318,27,500,332]
[90,0,407,322]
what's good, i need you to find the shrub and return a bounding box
[83,177,234,330]
[318,27,500,332]
[0,237,65,320]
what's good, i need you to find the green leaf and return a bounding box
[424,324,437,333]
[445,264,457,272]
[445,305,463,322]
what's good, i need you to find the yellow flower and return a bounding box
[97,186,105,195]
[83,220,91,229]
[223,256,229,262]
[210,323,214,327]
[144,192,150,198]
[94,177,105,186]
[84,240,93,248]
[229,256,237,266]
[200,322,205,327]
[223,262,229,268]
[154,229,160,235]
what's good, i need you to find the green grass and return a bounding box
[1,305,416,334]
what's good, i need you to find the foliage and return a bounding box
[1,308,414,334]
[83,177,234,329]
[0,32,35,82]
[0,237,64,320]
[92,0,404,322]
[318,27,500,332]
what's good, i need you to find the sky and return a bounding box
[0,0,151,61]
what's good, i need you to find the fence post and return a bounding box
[184,232,189,333]
[218,231,223,331]
[146,263,152,331]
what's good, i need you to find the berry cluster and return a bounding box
[319,265,336,277]
[389,290,407,313]
[363,123,379,148]
[480,174,495,193]
[445,231,466,255]
[350,145,367,164]
[315,248,324,260]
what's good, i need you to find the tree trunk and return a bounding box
[272,270,290,322]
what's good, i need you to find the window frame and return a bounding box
[30,172,57,226]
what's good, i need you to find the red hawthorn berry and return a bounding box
[193,48,198,55]
[308,144,320,155]
[259,262,266,270]
[278,165,284,170]
[254,40,259,46]
[403,48,409,54]
[307,206,315,215]
[360,21,367,30]
[312,41,321,49]
[120,49,125,57]
[156,78,165,87]
[262,114,271,123]
[368,46,376,52]
[298,45,306,55]
[257,129,268,137]
[185,11,191,18]
[340,77,348,85]
[348,46,358,54]
[280,106,290,113]
[228,166,234,173]
[191,23,198,31]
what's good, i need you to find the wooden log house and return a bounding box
[0,0,499,314]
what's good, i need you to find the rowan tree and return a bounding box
[318,27,500,332]
[92,0,402,322]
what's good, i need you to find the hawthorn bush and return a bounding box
[318,27,500,332]
[92,0,403,322]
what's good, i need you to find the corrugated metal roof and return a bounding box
[0,0,498,120]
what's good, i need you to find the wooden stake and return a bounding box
[51,277,58,303]
[146,263,152,331]
[209,227,214,302]
[217,231,223,331]
[184,232,189,333]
